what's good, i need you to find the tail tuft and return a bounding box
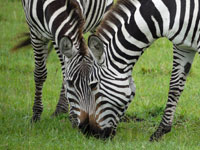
[10,32,31,52]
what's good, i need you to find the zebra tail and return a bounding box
[10,32,54,56]
[10,32,31,52]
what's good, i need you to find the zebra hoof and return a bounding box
[149,133,161,142]
[30,115,41,123]
[149,125,171,142]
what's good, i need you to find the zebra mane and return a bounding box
[96,0,135,39]
[66,0,88,56]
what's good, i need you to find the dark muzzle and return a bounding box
[78,111,116,139]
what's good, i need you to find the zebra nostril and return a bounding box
[78,110,90,133]
[80,125,89,135]
[79,119,90,134]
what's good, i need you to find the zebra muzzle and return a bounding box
[78,111,115,139]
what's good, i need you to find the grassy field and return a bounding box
[1,0,200,149]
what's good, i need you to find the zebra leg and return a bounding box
[52,42,69,116]
[150,46,196,141]
[52,83,69,116]
[31,35,49,122]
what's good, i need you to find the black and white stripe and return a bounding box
[21,0,113,122]
[82,0,113,32]
[62,0,200,140]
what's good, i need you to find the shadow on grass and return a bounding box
[120,106,195,129]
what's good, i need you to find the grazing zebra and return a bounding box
[60,0,200,140]
[19,0,113,122]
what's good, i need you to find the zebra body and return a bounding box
[61,0,200,140]
[22,0,113,121]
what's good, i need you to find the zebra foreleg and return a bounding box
[31,36,49,122]
[52,83,69,116]
[150,46,196,141]
[52,43,69,116]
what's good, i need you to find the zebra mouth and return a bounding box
[78,119,116,139]
[80,124,116,140]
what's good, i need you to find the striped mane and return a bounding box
[96,0,135,38]
[66,0,88,56]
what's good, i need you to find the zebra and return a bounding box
[19,0,113,122]
[60,0,200,140]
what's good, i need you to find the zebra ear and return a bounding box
[88,35,104,64]
[59,36,73,58]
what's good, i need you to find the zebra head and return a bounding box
[61,35,136,139]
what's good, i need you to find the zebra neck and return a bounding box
[97,0,182,74]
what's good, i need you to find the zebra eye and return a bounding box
[90,82,98,90]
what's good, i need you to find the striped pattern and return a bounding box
[22,0,113,122]
[63,0,200,140]
[83,0,113,32]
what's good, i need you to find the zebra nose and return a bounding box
[79,119,90,134]
[78,110,90,134]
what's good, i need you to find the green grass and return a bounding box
[1,0,200,149]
